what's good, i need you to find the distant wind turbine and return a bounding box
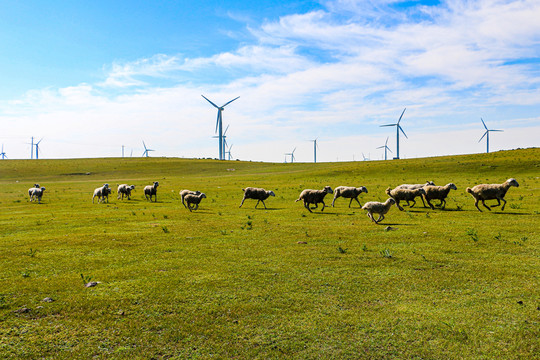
[202,95,239,160]
[362,153,370,161]
[226,144,233,160]
[380,108,407,159]
[0,144,7,159]
[28,137,34,159]
[142,141,155,157]
[479,118,503,153]
[285,147,296,163]
[310,139,319,163]
[213,124,230,159]
[34,138,43,159]
[377,136,392,160]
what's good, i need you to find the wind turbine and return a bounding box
[202,95,240,160]
[142,141,154,157]
[362,153,370,161]
[0,144,7,159]
[377,136,392,160]
[213,124,230,159]
[29,137,34,159]
[34,138,43,159]
[380,108,407,159]
[479,118,503,153]
[285,147,296,163]
[226,144,233,160]
[310,139,319,163]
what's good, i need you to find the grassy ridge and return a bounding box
[0,149,539,359]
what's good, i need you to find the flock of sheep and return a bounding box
[28,178,520,223]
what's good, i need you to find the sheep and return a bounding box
[92,184,111,204]
[466,178,519,212]
[184,193,206,211]
[144,181,159,202]
[28,184,41,200]
[239,187,275,209]
[179,189,201,208]
[117,184,135,200]
[394,181,435,207]
[385,187,426,211]
[295,186,333,213]
[331,186,368,208]
[361,198,396,224]
[29,187,46,203]
[423,183,458,210]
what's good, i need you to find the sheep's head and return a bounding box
[323,186,333,194]
[129,185,135,190]
[418,188,426,195]
[268,190,276,197]
[104,183,109,188]
[41,187,46,191]
[360,186,368,194]
[506,178,519,187]
[386,198,396,205]
[34,184,40,188]
[154,181,159,188]
[448,183,457,191]
[201,193,207,199]
[426,181,435,186]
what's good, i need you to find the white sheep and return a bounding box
[92,184,111,204]
[117,184,135,200]
[331,186,368,208]
[28,184,41,201]
[295,186,333,213]
[466,178,519,212]
[184,193,207,211]
[239,187,275,209]
[179,189,201,208]
[423,183,457,210]
[395,181,435,207]
[361,198,396,224]
[29,187,46,204]
[385,187,426,211]
[144,181,159,202]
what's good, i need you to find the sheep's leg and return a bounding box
[500,198,507,211]
[332,196,338,207]
[420,195,428,208]
[474,199,482,212]
[490,199,501,208]
[354,197,362,208]
[239,197,246,208]
[193,203,199,210]
[396,200,404,211]
[348,198,353,208]
[410,199,416,208]
[441,199,446,210]
[311,202,318,210]
[321,201,326,212]
[481,200,491,211]
[261,200,267,209]
[367,212,375,222]
[255,200,260,208]
[426,199,435,210]
[405,200,411,207]
[187,204,193,212]
[375,214,383,223]
[304,201,313,213]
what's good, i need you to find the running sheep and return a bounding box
[385,187,426,211]
[295,186,333,213]
[179,189,201,208]
[423,183,457,210]
[117,184,135,200]
[466,178,519,211]
[144,181,159,202]
[239,187,275,209]
[331,186,368,208]
[394,181,435,207]
[92,184,111,204]
[361,198,396,224]
[184,193,206,211]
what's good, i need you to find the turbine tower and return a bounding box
[142,141,154,157]
[479,118,503,153]
[285,147,296,163]
[202,95,239,160]
[29,137,34,159]
[0,144,7,159]
[380,108,407,159]
[34,138,43,159]
[310,139,319,163]
[377,136,392,160]
[213,124,230,159]
[226,144,233,160]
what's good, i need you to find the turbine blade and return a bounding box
[397,108,406,124]
[478,131,488,142]
[490,129,503,132]
[215,111,221,133]
[223,124,229,136]
[222,96,240,107]
[201,95,219,108]
[481,118,488,130]
[387,147,392,153]
[399,125,408,139]
[385,136,389,146]
[142,141,147,150]
[380,123,397,127]
[376,146,384,149]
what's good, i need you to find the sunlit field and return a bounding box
[1,148,538,358]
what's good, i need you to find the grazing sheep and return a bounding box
[466,178,519,212]
[331,186,368,208]
[423,183,457,210]
[117,184,135,200]
[28,184,41,200]
[92,184,111,204]
[184,193,206,211]
[29,187,46,203]
[361,198,396,224]
[295,186,333,213]
[385,187,426,211]
[239,187,275,209]
[144,181,159,202]
[395,181,435,207]
[179,189,201,208]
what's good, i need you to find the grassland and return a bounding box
[0,148,539,359]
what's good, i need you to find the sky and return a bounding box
[0,0,539,162]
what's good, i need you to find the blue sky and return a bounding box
[1,0,539,161]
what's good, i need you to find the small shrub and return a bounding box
[362,244,368,252]
[494,233,503,241]
[80,273,92,285]
[162,226,169,233]
[338,246,347,254]
[380,249,393,258]
[466,228,479,242]
[509,203,521,209]
[27,248,38,257]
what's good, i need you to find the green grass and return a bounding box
[1,149,539,359]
